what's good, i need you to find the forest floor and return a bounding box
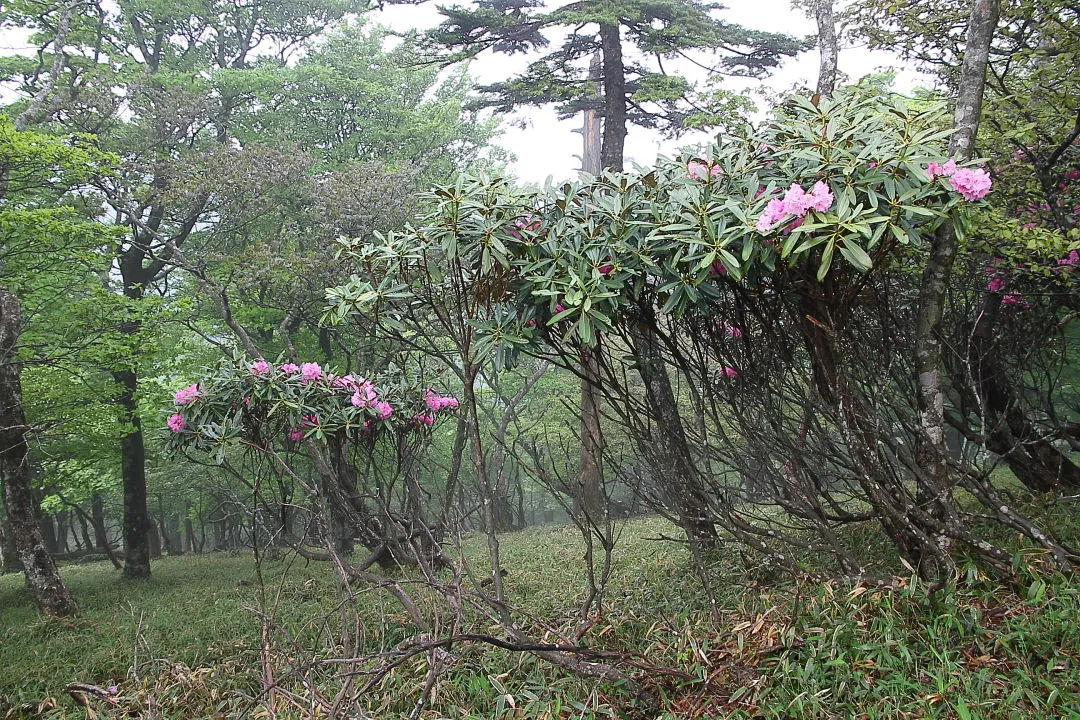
[1,502,1079,719]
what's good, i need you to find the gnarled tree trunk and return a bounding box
[0,288,78,616]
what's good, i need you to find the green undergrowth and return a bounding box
[2,507,1079,719]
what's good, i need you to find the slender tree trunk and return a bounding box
[814,0,838,97]
[90,491,122,568]
[599,22,627,173]
[55,511,70,553]
[35,496,58,555]
[912,0,999,563]
[114,364,152,578]
[75,507,92,552]
[628,311,717,545]
[0,288,78,616]
[578,348,605,521]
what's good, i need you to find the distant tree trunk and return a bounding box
[89,492,122,568]
[55,511,70,553]
[185,515,198,553]
[35,498,58,555]
[147,515,162,558]
[0,288,78,616]
[599,22,627,173]
[75,508,92,552]
[814,0,838,96]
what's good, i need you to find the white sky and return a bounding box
[0,0,932,183]
[375,0,932,183]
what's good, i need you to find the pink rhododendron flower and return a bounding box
[281,363,299,374]
[986,276,1006,293]
[250,360,270,376]
[554,303,566,314]
[807,181,834,212]
[424,390,459,413]
[686,161,721,179]
[373,401,393,420]
[174,384,199,405]
[167,413,185,432]
[597,264,614,275]
[710,260,729,275]
[411,413,435,426]
[949,168,992,201]
[1065,168,1080,181]
[1059,250,1079,266]
[524,319,536,328]
[720,366,739,378]
[1001,293,1029,309]
[350,382,377,408]
[288,428,303,441]
[333,374,356,390]
[867,162,877,169]
[301,414,318,427]
[300,362,322,383]
[782,184,814,217]
[926,160,957,179]
[755,198,787,233]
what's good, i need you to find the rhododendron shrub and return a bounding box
[164,356,457,454]
[163,354,461,565]
[323,90,1079,580]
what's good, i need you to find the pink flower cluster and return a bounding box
[1001,293,1030,310]
[949,168,992,201]
[300,362,322,384]
[687,160,722,180]
[926,160,957,179]
[167,413,185,432]
[411,413,435,426]
[250,360,270,376]
[281,363,299,374]
[424,390,460,413]
[755,181,834,233]
[174,384,199,405]
[926,160,992,201]
[1058,250,1079,267]
[719,366,739,378]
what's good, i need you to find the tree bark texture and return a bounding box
[913,0,999,532]
[0,288,78,616]
[599,23,627,173]
[1,509,22,573]
[628,311,717,544]
[577,347,605,522]
[114,365,152,579]
[814,0,838,97]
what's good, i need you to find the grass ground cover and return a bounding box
[1,507,1078,719]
